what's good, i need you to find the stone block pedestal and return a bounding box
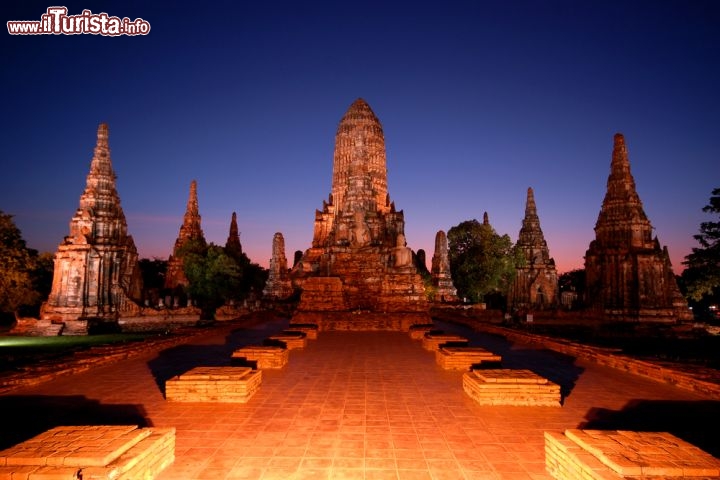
[267,332,307,349]
[545,429,720,479]
[422,333,468,351]
[436,346,502,370]
[165,366,262,403]
[287,323,319,339]
[408,324,436,340]
[0,425,175,479]
[463,369,561,406]
[231,345,289,369]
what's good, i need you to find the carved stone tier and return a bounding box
[585,134,691,322]
[435,347,502,370]
[42,123,142,326]
[231,345,288,369]
[291,99,430,330]
[545,429,720,479]
[0,425,175,480]
[165,367,261,403]
[462,369,561,406]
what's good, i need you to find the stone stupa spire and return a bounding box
[431,230,458,302]
[225,211,243,258]
[584,133,691,322]
[594,133,651,248]
[42,123,142,328]
[509,187,558,309]
[263,232,293,300]
[331,98,389,214]
[165,180,206,290]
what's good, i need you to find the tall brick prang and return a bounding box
[509,187,558,310]
[431,230,458,302]
[41,123,142,331]
[584,134,691,322]
[292,99,429,330]
[165,180,206,290]
[263,232,293,300]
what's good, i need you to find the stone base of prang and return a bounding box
[422,333,469,351]
[436,346,502,370]
[231,346,289,369]
[287,323,319,339]
[408,324,436,340]
[0,425,175,480]
[165,367,262,403]
[463,369,561,406]
[545,429,720,479]
[292,311,432,332]
[267,331,307,349]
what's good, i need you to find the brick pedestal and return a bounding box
[545,429,720,479]
[422,333,468,351]
[463,369,561,406]
[436,346,502,370]
[287,323,319,339]
[408,324,436,340]
[0,425,174,479]
[267,332,307,350]
[165,366,262,403]
[231,345,289,369]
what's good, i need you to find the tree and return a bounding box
[0,211,41,320]
[447,219,519,304]
[682,188,720,320]
[183,243,242,320]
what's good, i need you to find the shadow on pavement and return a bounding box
[0,395,148,450]
[581,399,720,457]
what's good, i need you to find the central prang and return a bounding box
[291,98,429,330]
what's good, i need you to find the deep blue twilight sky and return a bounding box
[1,1,718,274]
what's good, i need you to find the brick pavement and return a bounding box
[2,317,718,480]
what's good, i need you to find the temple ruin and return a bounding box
[41,123,142,332]
[225,211,243,259]
[164,180,206,292]
[430,230,458,302]
[584,134,692,322]
[262,232,293,300]
[291,98,429,330]
[509,187,559,310]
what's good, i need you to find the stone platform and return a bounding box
[267,331,307,350]
[287,323,319,339]
[421,333,469,351]
[463,369,561,406]
[435,346,502,370]
[231,345,289,369]
[165,366,262,403]
[292,311,431,332]
[545,429,720,479]
[408,324,436,340]
[0,425,174,479]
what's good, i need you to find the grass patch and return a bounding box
[0,333,157,373]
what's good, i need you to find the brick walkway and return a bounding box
[2,317,719,480]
